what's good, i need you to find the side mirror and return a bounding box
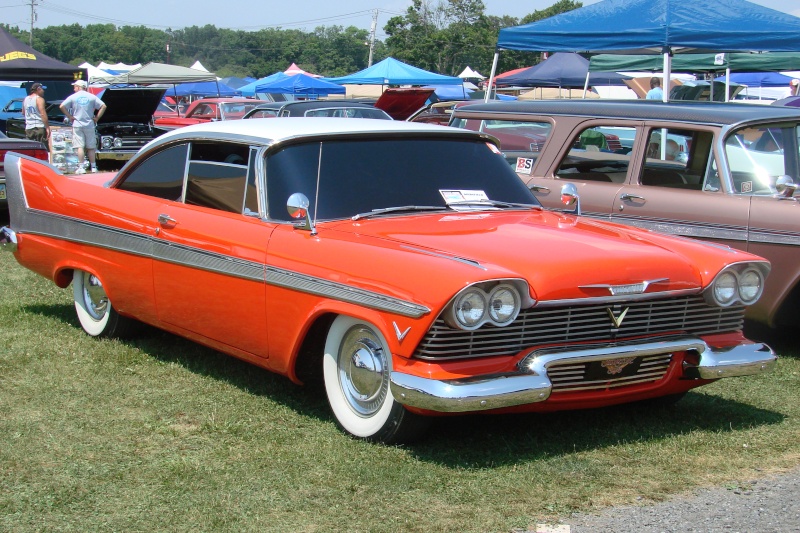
[775,175,797,198]
[560,183,581,216]
[287,193,317,235]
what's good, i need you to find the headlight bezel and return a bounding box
[704,262,769,308]
[444,280,530,330]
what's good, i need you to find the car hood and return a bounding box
[330,210,726,302]
[375,88,435,120]
[99,88,166,124]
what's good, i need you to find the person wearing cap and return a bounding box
[59,79,106,173]
[23,82,50,148]
[791,79,800,97]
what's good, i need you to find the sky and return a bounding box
[2,0,799,41]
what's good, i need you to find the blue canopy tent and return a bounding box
[238,72,289,97]
[487,0,800,102]
[713,72,796,88]
[220,76,256,89]
[166,81,240,98]
[425,85,474,101]
[495,52,629,88]
[325,57,463,86]
[253,73,345,97]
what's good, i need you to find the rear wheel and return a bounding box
[73,270,135,338]
[323,315,429,444]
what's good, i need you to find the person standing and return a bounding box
[59,80,106,173]
[23,82,50,149]
[646,77,663,100]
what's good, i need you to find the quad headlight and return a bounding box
[446,281,527,330]
[100,136,124,149]
[705,263,769,307]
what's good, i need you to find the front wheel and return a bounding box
[73,269,136,338]
[323,315,429,444]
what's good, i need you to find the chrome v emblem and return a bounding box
[606,307,629,328]
[393,322,411,342]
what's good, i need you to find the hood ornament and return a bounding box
[581,278,668,296]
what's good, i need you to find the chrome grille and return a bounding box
[414,295,744,360]
[548,354,672,392]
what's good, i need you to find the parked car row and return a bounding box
[1,117,778,443]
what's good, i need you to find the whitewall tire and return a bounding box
[323,315,429,444]
[73,269,135,338]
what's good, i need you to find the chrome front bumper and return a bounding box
[390,335,776,413]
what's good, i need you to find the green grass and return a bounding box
[1,251,799,532]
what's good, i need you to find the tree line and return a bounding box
[2,0,581,80]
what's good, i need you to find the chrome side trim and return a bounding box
[612,216,748,242]
[749,228,800,247]
[266,267,430,318]
[400,245,486,270]
[153,240,264,282]
[9,206,429,319]
[391,335,776,412]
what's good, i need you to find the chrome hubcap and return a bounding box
[338,326,389,417]
[82,272,108,321]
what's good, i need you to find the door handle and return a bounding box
[620,193,645,202]
[158,213,178,226]
[529,184,550,193]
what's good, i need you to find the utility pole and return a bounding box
[29,0,38,47]
[367,9,378,67]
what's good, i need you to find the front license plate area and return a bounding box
[0,184,6,200]
[585,356,643,380]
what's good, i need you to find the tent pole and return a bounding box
[485,51,500,103]
[582,72,590,99]
[725,67,731,102]
[662,49,671,102]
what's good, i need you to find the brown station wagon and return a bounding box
[451,100,800,328]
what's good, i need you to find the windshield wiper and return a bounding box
[351,205,447,221]
[447,199,541,210]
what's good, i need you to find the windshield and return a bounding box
[265,137,539,221]
[220,102,261,120]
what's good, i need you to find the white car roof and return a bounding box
[155,117,477,146]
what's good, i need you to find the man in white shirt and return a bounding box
[59,80,106,173]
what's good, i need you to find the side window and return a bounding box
[185,142,250,213]
[641,128,711,191]
[555,125,634,183]
[725,125,798,195]
[116,143,188,200]
[265,142,320,221]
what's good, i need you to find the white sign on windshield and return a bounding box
[440,189,490,207]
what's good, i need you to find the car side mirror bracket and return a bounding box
[560,183,581,216]
[287,193,317,236]
[775,175,797,199]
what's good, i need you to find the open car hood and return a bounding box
[374,88,435,120]
[99,88,166,124]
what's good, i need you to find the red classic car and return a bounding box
[154,97,262,129]
[1,118,776,443]
[450,100,800,328]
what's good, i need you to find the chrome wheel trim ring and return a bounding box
[82,272,109,321]
[338,326,389,417]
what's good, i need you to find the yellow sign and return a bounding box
[0,51,37,62]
